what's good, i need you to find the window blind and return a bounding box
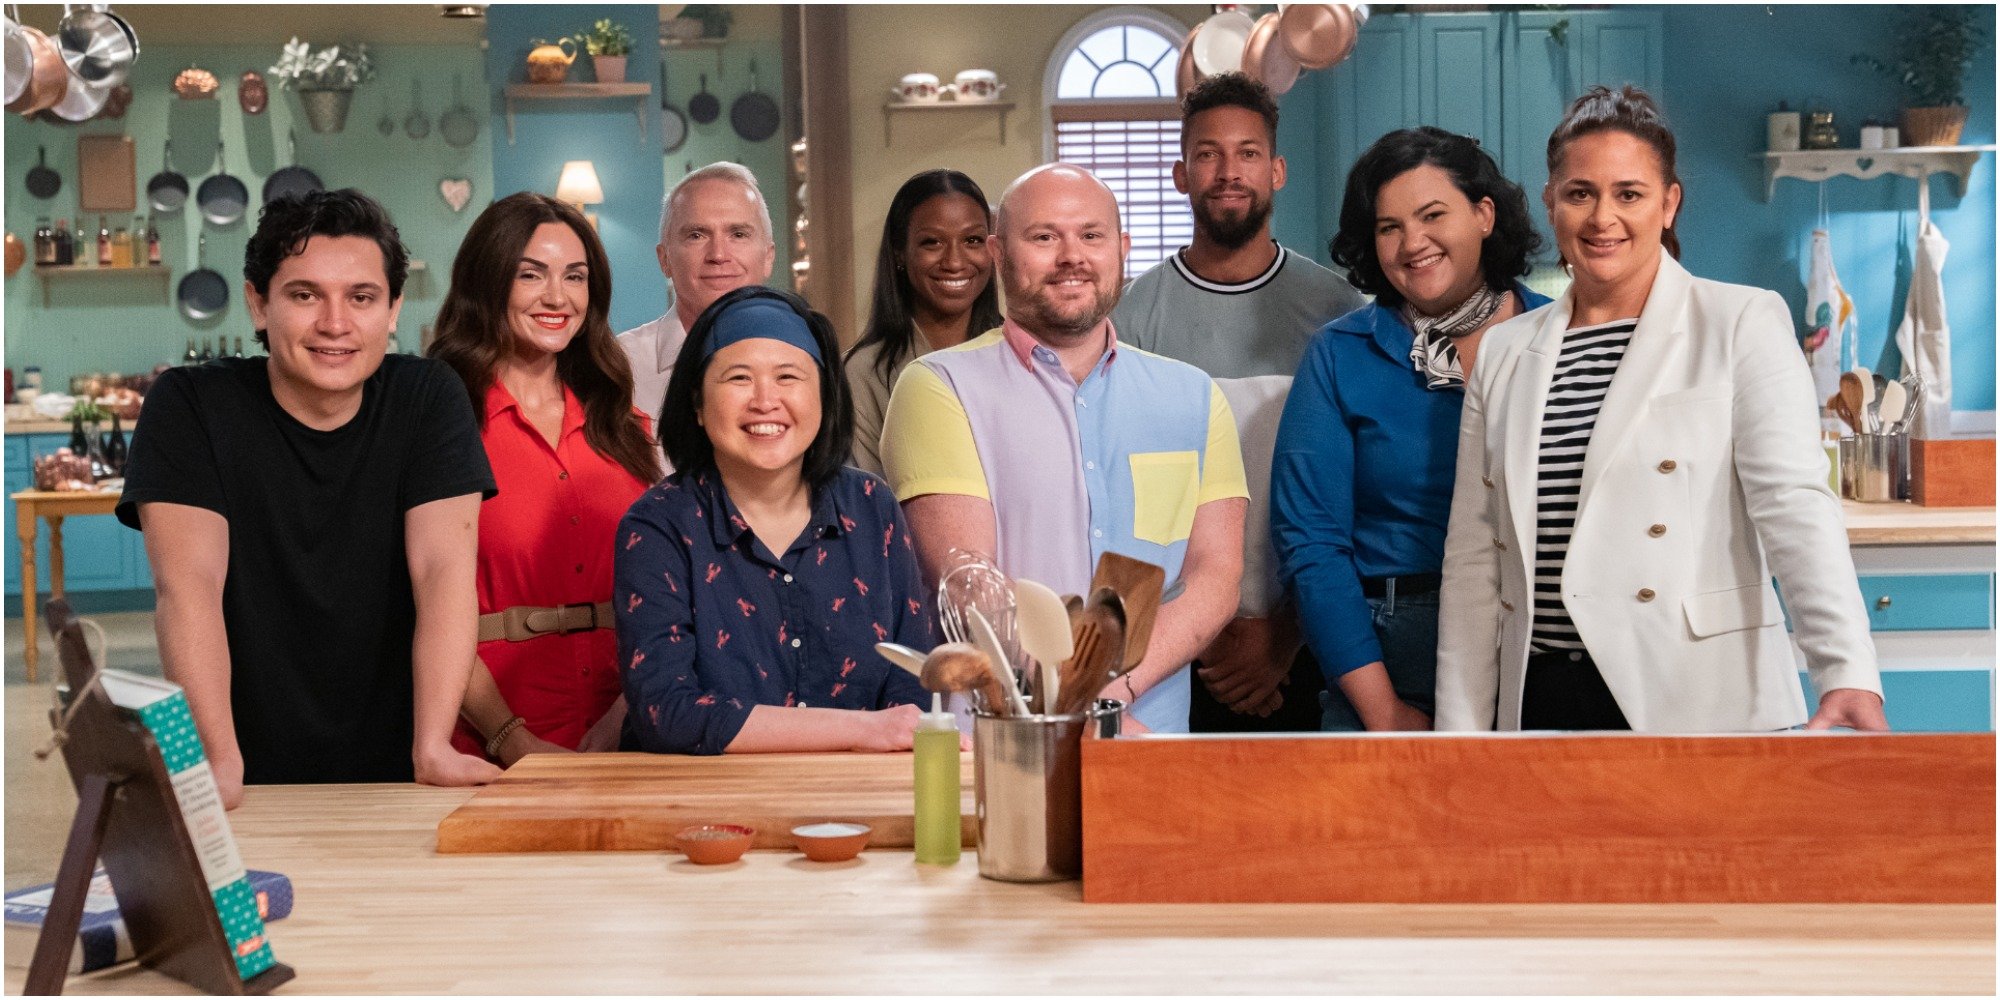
[1051,105,1193,279]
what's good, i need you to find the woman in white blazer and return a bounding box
[1435,86,1887,733]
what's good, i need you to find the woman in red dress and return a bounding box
[430,193,661,763]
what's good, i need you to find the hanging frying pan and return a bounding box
[1278,3,1352,71]
[660,58,687,154]
[730,58,779,143]
[11,23,66,115]
[1242,13,1299,96]
[1175,22,1203,99]
[48,66,114,122]
[147,139,188,212]
[439,74,479,148]
[195,141,248,226]
[263,130,323,204]
[177,235,229,321]
[688,72,718,124]
[25,145,59,198]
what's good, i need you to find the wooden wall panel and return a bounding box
[1080,734,1995,904]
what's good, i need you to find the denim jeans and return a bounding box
[1319,589,1439,732]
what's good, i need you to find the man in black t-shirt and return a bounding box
[118,190,499,806]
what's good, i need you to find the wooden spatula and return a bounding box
[1091,552,1164,672]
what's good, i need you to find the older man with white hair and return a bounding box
[618,162,777,461]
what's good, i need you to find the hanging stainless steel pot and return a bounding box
[3,8,31,106]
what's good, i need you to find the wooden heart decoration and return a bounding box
[440,178,472,213]
[1856,157,1875,171]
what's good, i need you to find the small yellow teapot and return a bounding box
[525,38,577,84]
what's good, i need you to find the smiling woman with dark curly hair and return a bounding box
[1271,126,1548,733]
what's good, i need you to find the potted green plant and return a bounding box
[573,18,634,84]
[1851,6,1989,147]
[269,37,377,133]
[678,5,733,41]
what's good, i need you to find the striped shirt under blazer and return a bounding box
[1435,255,1882,733]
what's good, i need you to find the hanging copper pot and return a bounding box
[239,70,268,114]
[99,82,131,118]
[1174,22,1202,100]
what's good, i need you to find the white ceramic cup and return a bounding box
[953,69,1002,102]
[895,72,941,104]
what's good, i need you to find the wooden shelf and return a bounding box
[502,83,652,145]
[1755,145,1997,200]
[881,100,1015,147]
[31,266,170,308]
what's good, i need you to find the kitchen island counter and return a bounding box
[4,780,1990,994]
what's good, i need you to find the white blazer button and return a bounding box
[1637,588,1656,602]
[1648,524,1667,537]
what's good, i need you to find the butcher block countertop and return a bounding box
[1842,500,1995,545]
[4,765,1990,994]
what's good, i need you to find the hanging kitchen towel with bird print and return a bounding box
[1803,228,1856,406]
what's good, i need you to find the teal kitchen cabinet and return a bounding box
[1316,9,1663,260]
[4,432,146,604]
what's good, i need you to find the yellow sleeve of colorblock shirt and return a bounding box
[1199,383,1250,505]
[881,360,992,503]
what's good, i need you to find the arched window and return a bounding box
[1044,8,1193,278]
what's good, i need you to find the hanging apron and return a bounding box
[1803,227,1857,407]
[1893,210,1952,439]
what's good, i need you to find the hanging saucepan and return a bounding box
[660,58,687,154]
[177,234,229,321]
[1191,8,1254,77]
[11,23,68,115]
[730,58,779,143]
[195,141,249,226]
[147,139,188,212]
[263,130,323,204]
[25,145,60,198]
[439,73,479,148]
[3,8,31,106]
[688,72,718,124]
[56,3,136,89]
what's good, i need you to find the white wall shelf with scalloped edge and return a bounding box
[1754,146,1997,201]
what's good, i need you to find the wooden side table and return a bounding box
[13,489,122,683]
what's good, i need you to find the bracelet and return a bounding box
[485,716,527,758]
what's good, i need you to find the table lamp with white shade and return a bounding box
[555,160,604,228]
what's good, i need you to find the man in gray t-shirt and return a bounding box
[1111,73,1364,734]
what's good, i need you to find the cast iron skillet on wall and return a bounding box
[195,141,248,226]
[688,73,718,124]
[262,130,322,204]
[177,235,228,321]
[147,140,187,212]
[25,145,59,197]
[730,59,778,143]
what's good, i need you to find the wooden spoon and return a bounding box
[1091,553,1163,671]
[1838,372,1868,434]
[919,642,991,693]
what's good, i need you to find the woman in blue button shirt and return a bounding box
[1271,127,1549,731]
[615,287,934,754]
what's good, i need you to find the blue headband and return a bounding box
[701,296,823,366]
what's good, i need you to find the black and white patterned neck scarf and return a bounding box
[1405,284,1506,390]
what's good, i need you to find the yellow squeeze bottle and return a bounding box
[912,696,961,865]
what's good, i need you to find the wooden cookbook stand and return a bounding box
[24,599,294,996]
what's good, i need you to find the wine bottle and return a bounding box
[33,218,52,265]
[103,412,128,476]
[232,336,246,358]
[198,338,214,363]
[96,216,111,266]
[183,337,199,365]
[68,412,90,455]
[53,218,72,265]
[145,218,161,266]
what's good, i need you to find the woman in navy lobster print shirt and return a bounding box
[615,288,932,755]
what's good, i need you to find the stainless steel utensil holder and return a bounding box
[1840,432,1908,502]
[972,700,1120,883]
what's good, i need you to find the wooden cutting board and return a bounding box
[436,751,975,854]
